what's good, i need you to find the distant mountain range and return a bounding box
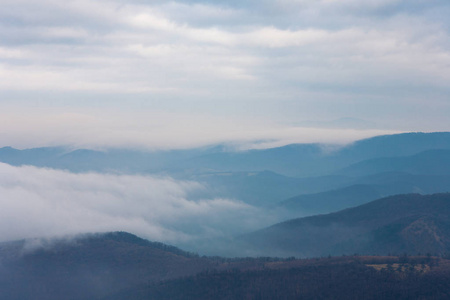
[2,132,450,177]
[338,149,450,177]
[242,193,450,257]
[279,172,450,215]
[2,132,450,212]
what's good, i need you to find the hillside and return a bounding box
[189,171,350,206]
[0,232,215,300]
[279,184,385,214]
[2,132,450,178]
[339,149,450,177]
[279,173,450,215]
[242,193,450,257]
[169,132,450,177]
[103,256,450,300]
[1,231,450,300]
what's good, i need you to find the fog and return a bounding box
[0,162,280,250]
[0,108,396,151]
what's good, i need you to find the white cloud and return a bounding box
[1,0,448,94]
[0,0,449,137]
[0,108,396,150]
[0,162,269,244]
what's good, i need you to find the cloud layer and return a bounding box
[0,162,274,245]
[0,0,449,138]
[2,0,448,95]
[0,107,396,150]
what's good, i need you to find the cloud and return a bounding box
[0,107,396,150]
[0,0,449,135]
[0,162,275,246]
[0,0,449,94]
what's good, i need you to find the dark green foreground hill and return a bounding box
[243,193,450,257]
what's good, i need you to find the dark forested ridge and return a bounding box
[0,232,216,300]
[102,255,450,300]
[2,231,450,300]
[243,193,450,257]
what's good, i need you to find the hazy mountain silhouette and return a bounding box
[2,132,450,211]
[2,132,450,178]
[338,149,450,177]
[279,184,386,215]
[189,170,351,206]
[170,132,450,177]
[279,172,450,215]
[242,193,450,257]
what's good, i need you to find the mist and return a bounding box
[0,162,282,251]
[0,107,396,151]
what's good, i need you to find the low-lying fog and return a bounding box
[0,162,286,255]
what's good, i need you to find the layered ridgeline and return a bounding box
[279,173,450,215]
[242,193,450,257]
[338,149,450,177]
[2,132,450,177]
[1,231,450,300]
[2,132,450,212]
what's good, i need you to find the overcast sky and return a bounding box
[1,0,449,149]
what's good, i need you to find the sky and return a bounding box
[1,0,449,150]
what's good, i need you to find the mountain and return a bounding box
[335,132,450,163]
[3,132,450,178]
[338,149,450,177]
[189,171,351,206]
[173,132,450,177]
[103,255,450,300]
[279,184,386,215]
[0,146,212,174]
[0,232,215,300]
[0,146,66,166]
[1,231,449,300]
[279,173,450,215]
[3,132,450,210]
[242,193,450,257]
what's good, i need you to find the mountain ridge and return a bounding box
[2,132,450,177]
[241,193,450,257]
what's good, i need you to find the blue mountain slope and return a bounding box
[242,193,450,257]
[2,132,450,178]
[338,149,450,177]
[279,172,450,215]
